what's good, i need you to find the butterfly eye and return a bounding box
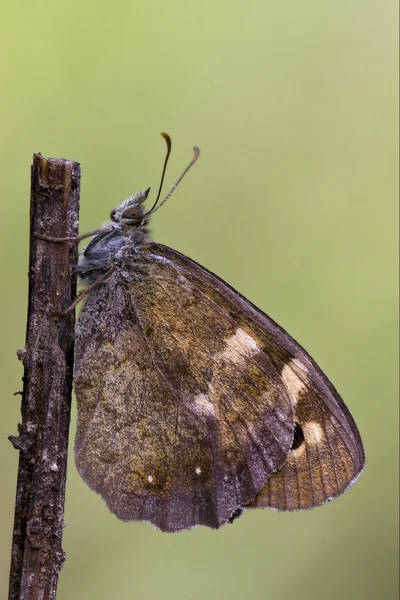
[110,209,118,222]
[121,207,143,223]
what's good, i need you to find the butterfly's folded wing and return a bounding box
[74,247,295,532]
[147,244,365,512]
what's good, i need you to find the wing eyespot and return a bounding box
[291,422,305,451]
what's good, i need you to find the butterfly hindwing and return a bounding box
[74,252,295,531]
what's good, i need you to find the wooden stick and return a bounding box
[8,154,81,600]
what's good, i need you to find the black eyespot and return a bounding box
[228,507,243,524]
[291,422,305,450]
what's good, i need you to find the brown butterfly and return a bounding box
[71,134,364,532]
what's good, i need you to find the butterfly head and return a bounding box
[109,187,151,231]
[107,135,200,235]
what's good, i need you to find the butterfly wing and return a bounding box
[250,356,364,510]
[74,248,295,532]
[147,243,365,511]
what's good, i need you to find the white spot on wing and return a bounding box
[304,422,324,445]
[195,467,201,475]
[147,475,153,483]
[218,328,260,364]
[281,359,308,405]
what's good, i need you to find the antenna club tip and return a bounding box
[161,132,172,150]
[193,146,200,157]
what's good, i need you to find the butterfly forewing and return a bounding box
[147,244,365,511]
[250,358,363,510]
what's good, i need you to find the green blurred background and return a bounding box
[0,1,398,599]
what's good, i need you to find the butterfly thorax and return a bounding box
[77,189,152,284]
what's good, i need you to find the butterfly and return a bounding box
[72,134,364,532]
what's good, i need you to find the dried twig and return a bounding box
[8,154,81,600]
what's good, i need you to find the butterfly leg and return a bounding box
[36,226,115,243]
[55,265,116,316]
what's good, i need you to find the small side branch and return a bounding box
[8,154,81,600]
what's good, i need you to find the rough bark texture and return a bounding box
[8,154,81,600]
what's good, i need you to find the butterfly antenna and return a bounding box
[146,132,172,214]
[147,138,200,216]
